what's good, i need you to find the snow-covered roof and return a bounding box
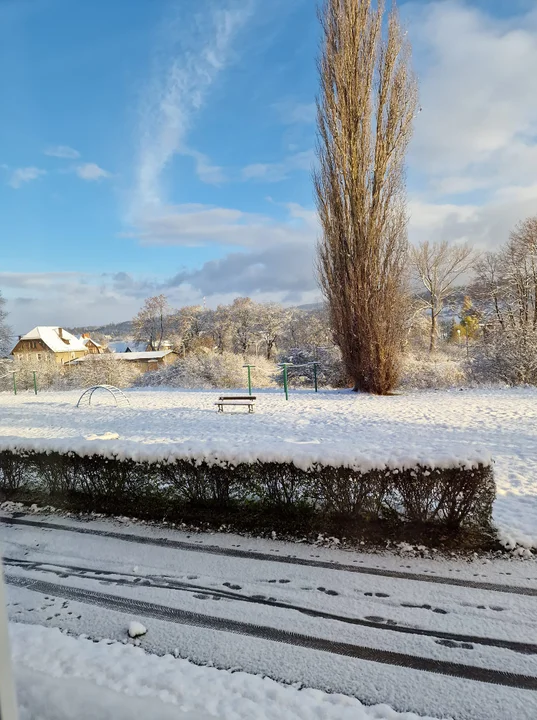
[67,350,175,364]
[81,337,102,348]
[18,327,87,353]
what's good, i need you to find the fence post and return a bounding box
[33,371,38,395]
[12,372,17,396]
[282,364,289,401]
[313,362,318,392]
[243,364,255,396]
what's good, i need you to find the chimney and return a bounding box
[58,328,63,338]
[18,335,22,341]
[82,332,90,339]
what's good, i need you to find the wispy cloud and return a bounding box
[273,100,316,125]
[75,163,111,181]
[134,0,252,216]
[44,145,80,159]
[242,149,314,182]
[183,148,227,184]
[8,167,47,189]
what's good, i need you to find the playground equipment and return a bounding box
[76,385,130,408]
[0,370,38,396]
[242,364,256,395]
[277,362,320,400]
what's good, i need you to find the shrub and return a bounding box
[0,357,65,393]
[137,351,277,389]
[0,448,495,546]
[65,355,140,389]
[399,353,467,390]
[278,347,347,388]
[470,329,537,386]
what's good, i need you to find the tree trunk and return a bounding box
[429,309,437,354]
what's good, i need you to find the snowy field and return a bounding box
[0,387,536,548]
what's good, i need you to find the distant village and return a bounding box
[10,326,179,373]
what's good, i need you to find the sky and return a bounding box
[1,0,537,334]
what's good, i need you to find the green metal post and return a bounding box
[247,365,252,396]
[33,371,38,395]
[283,364,289,401]
[12,373,17,396]
[313,362,318,392]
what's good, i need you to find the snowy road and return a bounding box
[1,511,536,720]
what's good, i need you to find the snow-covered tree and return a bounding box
[133,295,172,350]
[0,292,12,356]
[229,298,258,355]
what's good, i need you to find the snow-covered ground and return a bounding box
[11,623,443,720]
[0,387,536,547]
[3,511,536,719]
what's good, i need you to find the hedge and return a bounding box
[0,449,495,547]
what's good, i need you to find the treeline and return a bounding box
[132,296,333,360]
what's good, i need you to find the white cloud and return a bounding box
[182,148,227,184]
[8,167,47,189]
[125,200,318,249]
[407,0,537,196]
[0,272,154,333]
[75,163,111,181]
[44,145,80,159]
[133,0,252,213]
[242,149,314,182]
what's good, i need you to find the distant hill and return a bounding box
[67,321,133,339]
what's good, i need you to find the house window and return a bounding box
[37,354,42,361]
[71,352,75,358]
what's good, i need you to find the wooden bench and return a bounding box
[215,395,256,413]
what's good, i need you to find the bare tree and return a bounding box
[473,216,537,334]
[256,303,288,359]
[229,297,258,355]
[132,295,172,351]
[0,292,12,356]
[315,0,418,394]
[410,241,475,353]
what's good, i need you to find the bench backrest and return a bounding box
[218,396,256,401]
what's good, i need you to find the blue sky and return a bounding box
[1,0,537,332]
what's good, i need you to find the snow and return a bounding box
[128,621,147,638]
[3,513,537,719]
[17,327,87,353]
[0,387,535,547]
[10,623,443,720]
[69,350,175,364]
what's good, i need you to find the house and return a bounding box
[11,327,88,364]
[65,350,178,373]
[80,333,104,354]
[107,340,147,354]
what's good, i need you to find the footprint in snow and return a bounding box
[223,582,242,590]
[436,639,473,650]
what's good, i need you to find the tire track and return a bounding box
[5,556,537,655]
[5,573,537,691]
[2,515,535,596]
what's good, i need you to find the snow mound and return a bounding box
[128,622,147,638]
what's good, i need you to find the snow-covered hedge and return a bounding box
[0,448,495,545]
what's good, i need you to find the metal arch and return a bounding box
[76,384,130,408]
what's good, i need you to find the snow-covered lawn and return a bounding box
[0,387,536,548]
[11,623,441,720]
